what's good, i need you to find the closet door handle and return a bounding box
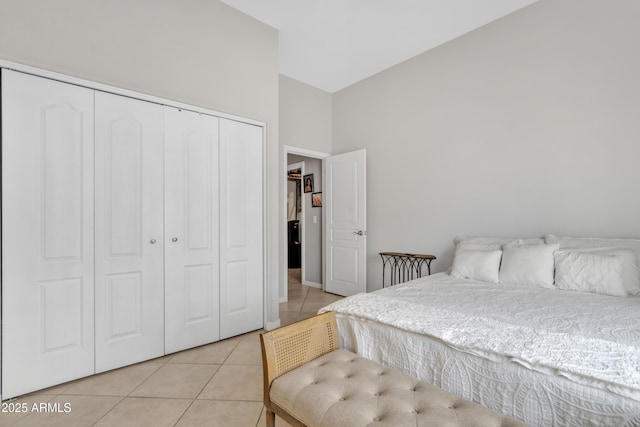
[171,237,178,242]
[150,239,157,244]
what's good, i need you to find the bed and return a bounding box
[320,235,640,427]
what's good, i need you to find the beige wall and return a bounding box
[333,0,640,290]
[0,0,277,120]
[0,0,281,326]
[279,75,332,298]
[279,75,333,154]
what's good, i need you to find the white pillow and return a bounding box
[545,234,640,295]
[451,248,502,283]
[545,234,640,251]
[554,250,627,296]
[499,243,558,289]
[454,235,544,250]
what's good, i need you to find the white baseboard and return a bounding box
[302,280,322,288]
[265,319,281,331]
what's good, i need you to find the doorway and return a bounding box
[281,146,329,303]
[287,155,322,286]
[286,162,303,276]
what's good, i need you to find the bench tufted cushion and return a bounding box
[270,348,529,427]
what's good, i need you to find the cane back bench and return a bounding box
[260,312,530,427]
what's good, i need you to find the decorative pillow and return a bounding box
[545,234,640,295]
[450,248,502,283]
[553,247,638,295]
[499,243,559,289]
[554,250,627,296]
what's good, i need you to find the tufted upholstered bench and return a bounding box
[260,312,530,427]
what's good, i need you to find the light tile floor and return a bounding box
[0,269,342,427]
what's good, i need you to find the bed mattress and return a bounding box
[320,273,640,427]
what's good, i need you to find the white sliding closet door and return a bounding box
[219,118,263,339]
[1,70,95,399]
[94,91,165,372]
[164,108,220,354]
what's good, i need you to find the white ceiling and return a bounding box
[220,0,539,93]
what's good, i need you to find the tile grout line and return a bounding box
[90,396,126,427]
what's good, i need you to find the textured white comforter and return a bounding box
[320,273,640,425]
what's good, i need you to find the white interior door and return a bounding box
[1,70,95,398]
[219,118,263,339]
[164,107,220,353]
[94,91,165,372]
[324,149,367,296]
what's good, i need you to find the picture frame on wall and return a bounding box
[303,174,314,193]
[312,192,322,207]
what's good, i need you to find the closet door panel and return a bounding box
[219,118,263,339]
[94,91,164,372]
[164,107,220,354]
[1,70,95,399]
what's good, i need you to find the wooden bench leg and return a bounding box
[265,408,275,427]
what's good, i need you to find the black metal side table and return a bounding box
[379,252,436,287]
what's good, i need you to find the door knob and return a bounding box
[353,230,364,236]
[150,239,157,244]
[172,237,178,242]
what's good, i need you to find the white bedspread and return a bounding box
[320,273,640,426]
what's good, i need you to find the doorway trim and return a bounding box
[281,146,329,303]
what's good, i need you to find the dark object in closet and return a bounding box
[288,220,301,268]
